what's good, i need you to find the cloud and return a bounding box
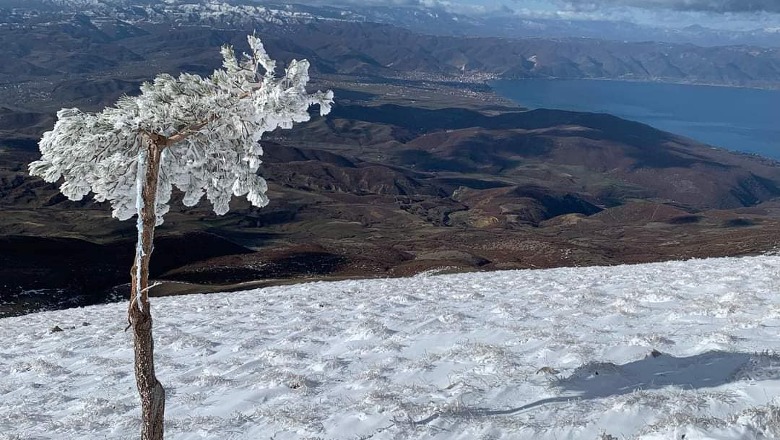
[559,0,780,14]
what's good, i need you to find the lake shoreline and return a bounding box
[491,75,780,92]
[488,78,780,161]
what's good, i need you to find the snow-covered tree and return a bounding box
[28,34,333,440]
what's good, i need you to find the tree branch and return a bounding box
[165,87,259,146]
[166,116,216,145]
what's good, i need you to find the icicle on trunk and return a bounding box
[128,134,166,440]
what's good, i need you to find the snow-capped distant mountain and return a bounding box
[1,0,780,99]
[4,0,780,47]
[0,0,326,29]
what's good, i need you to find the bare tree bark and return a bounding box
[128,134,166,440]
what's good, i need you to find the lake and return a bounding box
[490,79,780,160]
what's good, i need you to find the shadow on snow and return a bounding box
[416,350,780,423]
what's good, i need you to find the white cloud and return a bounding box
[500,0,780,31]
[561,0,780,13]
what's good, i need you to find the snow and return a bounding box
[3,256,780,439]
[45,0,325,28]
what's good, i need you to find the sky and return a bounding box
[426,0,780,31]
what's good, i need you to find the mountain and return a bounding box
[3,1,780,314]
[1,0,780,93]
[5,94,780,315]
[9,0,780,48]
[297,4,780,48]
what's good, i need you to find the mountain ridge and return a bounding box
[1,1,780,95]
[9,0,780,48]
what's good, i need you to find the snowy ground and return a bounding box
[3,256,780,439]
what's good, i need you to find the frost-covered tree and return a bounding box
[28,34,333,440]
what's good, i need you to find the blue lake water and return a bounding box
[490,79,780,160]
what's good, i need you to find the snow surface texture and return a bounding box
[3,256,780,439]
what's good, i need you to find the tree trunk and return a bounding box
[128,135,166,440]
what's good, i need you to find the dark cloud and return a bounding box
[561,0,780,13]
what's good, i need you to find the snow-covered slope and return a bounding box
[3,256,780,439]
